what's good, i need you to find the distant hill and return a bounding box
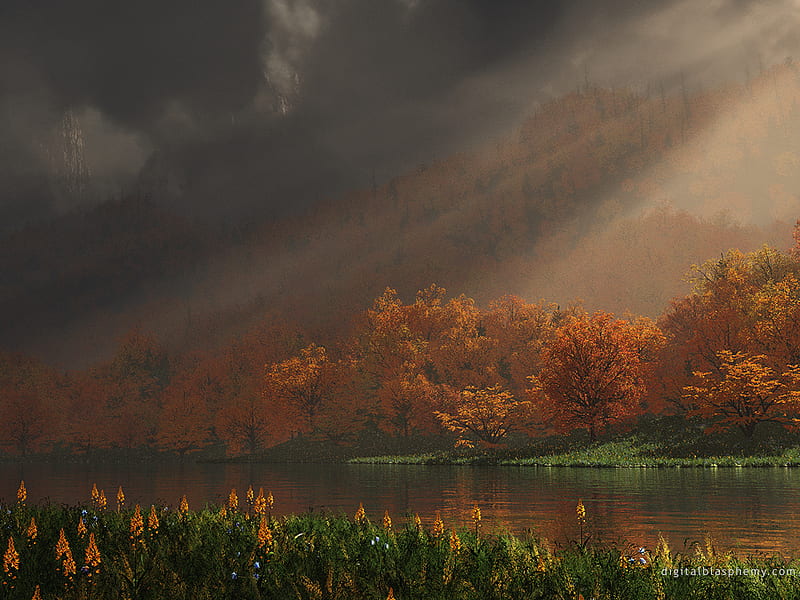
[3,63,799,365]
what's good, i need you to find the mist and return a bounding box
[2,0,799,228]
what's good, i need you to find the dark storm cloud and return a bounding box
[1,0,797,226]
[0,1,266,128]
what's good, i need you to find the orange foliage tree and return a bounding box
[434,384,531,447]
[264,344,337,437]
[528,311,665,440]
[683,351,800,438]
[657,246,800,417]
[157,378,212,457]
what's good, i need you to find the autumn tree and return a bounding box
[528,311,665,441]
[264,344,336,437]
[683,351,800,438]
[434,384,531,447]
[157,378,212,457]
[58,371,113,454]
[216,393,272,455]
[101,328,172,451]
[0,353,54,456]
[657,246,800,414]
[376,368,443,437]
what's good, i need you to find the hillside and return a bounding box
[3,64,800,365]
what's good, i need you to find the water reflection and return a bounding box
[2,462,800,554]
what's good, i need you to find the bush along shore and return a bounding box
[1,482,799,599]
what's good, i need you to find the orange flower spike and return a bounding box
[576,500,586,525]
[98,490,107,510]
[16,481,26,505]
[116,486,125,511]
[354,503,366,524]
[267,491,274,511]
[148,505,159,532]
[179,495,189,515]
[31,584,42,600]
[130,505,144,540]
[449,530,461,553]
[254,489,266,515]
[77,517,87,538]
[432,512,444,538]
[386,587,396,600]
[383,510,392,530]
[472,504,481,526]
[90,484,99,507]
[84,532,101,574]
[25,518,37,543]
[246,485,254,505]
[257,516,273,549]
[62,546,76,578]
[413,514,422,530]
[228,488,238,510]
[3,536,19,575]
[55,529,70,560]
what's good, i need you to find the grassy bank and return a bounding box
[348,440,800,467]
[1,491,799,600]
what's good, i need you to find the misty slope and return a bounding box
[3,64,800,365]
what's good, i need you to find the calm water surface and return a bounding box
[2,462,799,555]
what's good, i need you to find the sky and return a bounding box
[3,0,800,229]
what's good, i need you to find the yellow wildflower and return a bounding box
[179,495,189,515]
[62,546,76,578]
[354,503,366,524]
[90,484,99,507]
[25,518,37,543]
[3,537,19,575]
[257,516,273,549]
[220,506,227,518]
[130,505,144,540]
[31,584,42,600]
[246,485,254,505]
[576,500,586,525]
[98,490,107,510]
[55,529,70,561]
[472,503,481,525]
[254,488,266,515]
[148,505,159,532]
[383,510,392,530]
[413,514,422,529]
[77,517,87,538]
[432,512,444,538]
[84,532,101,575]
[267,491,274,510]
[386,587,396,600]
[228,488,238,510]
[449,530,461,553]
[16,481,26,505]
[116,486,125,511]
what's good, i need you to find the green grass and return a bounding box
[349,417,800,467]
[1,500,799,599]
[349,441,800,467]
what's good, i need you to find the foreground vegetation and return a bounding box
[1,482,799,599]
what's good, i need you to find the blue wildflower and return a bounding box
[254,561,261,569]
[231,572,237,580]
[639,557,647,564]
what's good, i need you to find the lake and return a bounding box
[2,461,799,555]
